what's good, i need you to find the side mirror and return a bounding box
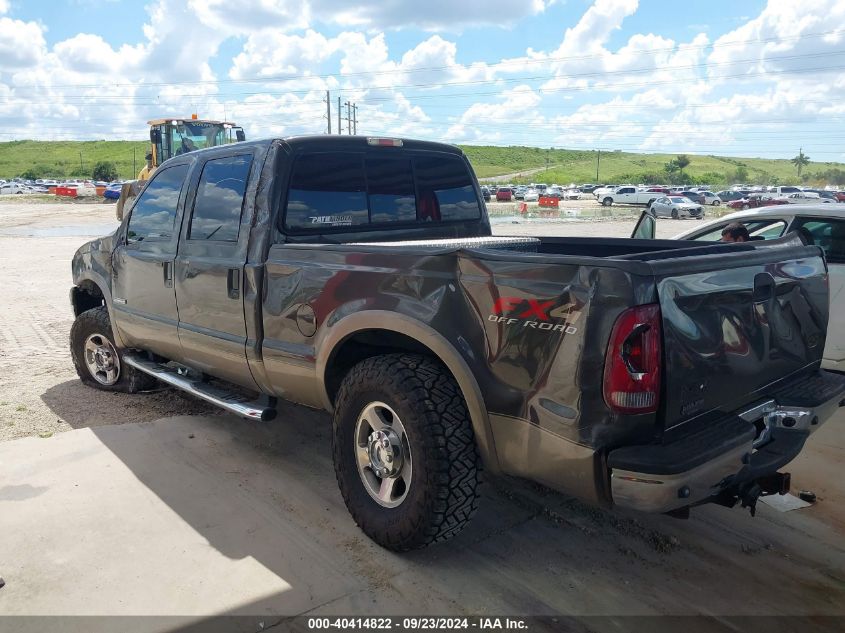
[150,128,162,144]
[631,210,656,240]
[235,128,246,142]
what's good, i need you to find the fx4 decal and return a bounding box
[488,296,582,333]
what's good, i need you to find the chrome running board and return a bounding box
[123,353,277,422]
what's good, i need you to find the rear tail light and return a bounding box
[603,304,662,414]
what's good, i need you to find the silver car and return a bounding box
[649,196,704,219]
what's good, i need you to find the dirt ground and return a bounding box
[1,200,844,623]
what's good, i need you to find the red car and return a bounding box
[835,191,845,203]
[727,196,790,210]
[496,187,513,201]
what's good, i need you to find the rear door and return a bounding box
[174,152,256,388]
[112,162,190,361]
[649,239,829,428]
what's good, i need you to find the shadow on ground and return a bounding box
[32,390,845,627]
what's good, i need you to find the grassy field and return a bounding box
[0,140,148,180]
[1,139,843,186]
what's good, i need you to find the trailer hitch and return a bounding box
[710,472,791,517]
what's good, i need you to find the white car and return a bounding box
[671,204,845,371]
[0,183,31,195]
[649,196,704,219]
[779,191,834,204]
[523,188,539,202]
[699,191,722,206]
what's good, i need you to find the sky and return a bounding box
[1,0,845,159]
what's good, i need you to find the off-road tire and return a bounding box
[70,306,156,393]
[332,353,481,551]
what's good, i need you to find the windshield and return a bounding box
[670,197,687,203]
[156,121,237,163]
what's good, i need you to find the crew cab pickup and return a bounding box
[599,186,661,207]
[70,136,844,550]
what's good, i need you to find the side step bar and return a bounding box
[123,353,277,422]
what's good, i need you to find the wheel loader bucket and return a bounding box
[116,181,146,221]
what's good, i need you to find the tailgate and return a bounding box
[649,238,829,429]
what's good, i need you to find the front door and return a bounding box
[789,216,845,368]
[112,163,190,361]
[175,153,256,388]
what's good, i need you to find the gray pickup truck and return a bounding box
[70,136,844,550]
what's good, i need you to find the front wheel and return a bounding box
[671,209,679,219]
[712,200,721,206]
[70,306,156,393]
[332,354,481,551]
[602,197,613,207]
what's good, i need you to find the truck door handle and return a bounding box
[163,261,173,288]
[227,268,240,299]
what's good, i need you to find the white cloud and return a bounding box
[0,17,47,69]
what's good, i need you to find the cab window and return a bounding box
[188,154,253,241]
[688,219,787,242]
[791,218,845,263]
[126,164,189,243]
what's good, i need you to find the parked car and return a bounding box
[717,190,748,202]
[727,195,789,210]
[649,196,704,219]
[513,186,527,201]
[668,204,845,371]
[0,183,31,194]
[779,191,834,204]
[523,188,539,202]
[699,191,722,206]
[834,191,845,203]
[677,190,705,204]
[70,135,844,550]
[600,186,659,207]
[495,187,513,201]
[480,186,491,202]
[103,182,125,200]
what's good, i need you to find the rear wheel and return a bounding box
[712,200,721,206]
[332,354,481,551]
[70,306,156,393]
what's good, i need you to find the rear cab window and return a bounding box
[282,150,480,233]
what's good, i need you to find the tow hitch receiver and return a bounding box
[716,472,792,517]
[741,472,792,516]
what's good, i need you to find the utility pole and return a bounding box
[337,96,342,135]
[596,149,601,182]
[79,151,84,174]
[353,104,358,135]
[324,90,332,134]
[345,101,352,135]
[133,147,136,176]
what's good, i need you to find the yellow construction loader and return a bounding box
[116,116,245,219]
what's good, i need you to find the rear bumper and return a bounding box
[609,370,845,514]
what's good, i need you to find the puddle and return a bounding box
[0,223,119,237]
